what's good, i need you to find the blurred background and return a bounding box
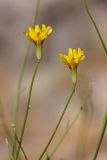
[0,0,107,159]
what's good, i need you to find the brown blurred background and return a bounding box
[0,0,107,159]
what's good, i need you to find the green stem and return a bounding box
[15,133,28,160]
[36,44,42,60]
[84,1,107,158]
[12,0,41,158]
[0,103,13,146]
[71,68,77,85]
[15,60,40,160]
[49,106,83,159]
[12,41,32,159]
[13,42,31,125]
[83,0,107,56]
[33,0,41,25]
[13,0,41,127]
[38,83,76,160]
[92,109,107,160]
[0,106,14,160]
[7,139,14,160]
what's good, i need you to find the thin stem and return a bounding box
[13,0,41,126]
[11,125,28,160]
[38,83,76,160]
[48,95,89,159]
[6,139,14,160]
[0,103,14,160]
[13,42,31,125]
[7,139,14,160]
[33,0,41,25]
[12,0,41,158]
[15,60,40,160]
[49,107,83,159]
[84,0,107,158]
[0,103,13,146]
[83,0,107,56]
[92,109,107,160]
[11,125,17,159]
[12,41,32,158]
[15,133,28,160]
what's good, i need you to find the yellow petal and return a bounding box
[24,24,53,45]
[47,26,53,35]
[34,25,41,33]
[42,24,46,29]
[59,48,85,69]
[68,48,73,57]
[59,54,68,64]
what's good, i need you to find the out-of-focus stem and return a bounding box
[13,0,41,126]
[92,109,107,160]
[84,0,107,56]
[12,0,41,158]
[38,83,77,160]
[0,103,13,146]
[15,132,28,160]
[49,107,83,159]
[15,60,40,160]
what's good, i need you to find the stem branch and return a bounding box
[15,61,40,160]
[38,83,76,160]
[84,0,107,55]
[92,109,107,160]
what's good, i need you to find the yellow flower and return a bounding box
[59,48,85,69]
[59,48,85,84]
[24,24,53,45]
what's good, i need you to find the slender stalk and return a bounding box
[15,60,40,160]
[15,133,28,160]
[12,0,41,158]
[33,0,41,25]
[11,125,28,160]
[6,139,14,160]
[38,83,76,160]
[83,0,107,55]
[48,106,83,159]
[0,104,13,145]
[13,42,31,125]
[48,95,89,159]
[0,103,14,160]
[13,0,41,127]
[92,109,107,160]
[84,1,107,158]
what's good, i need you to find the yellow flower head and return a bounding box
[24,24,53,45]
[59,48,85,69]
